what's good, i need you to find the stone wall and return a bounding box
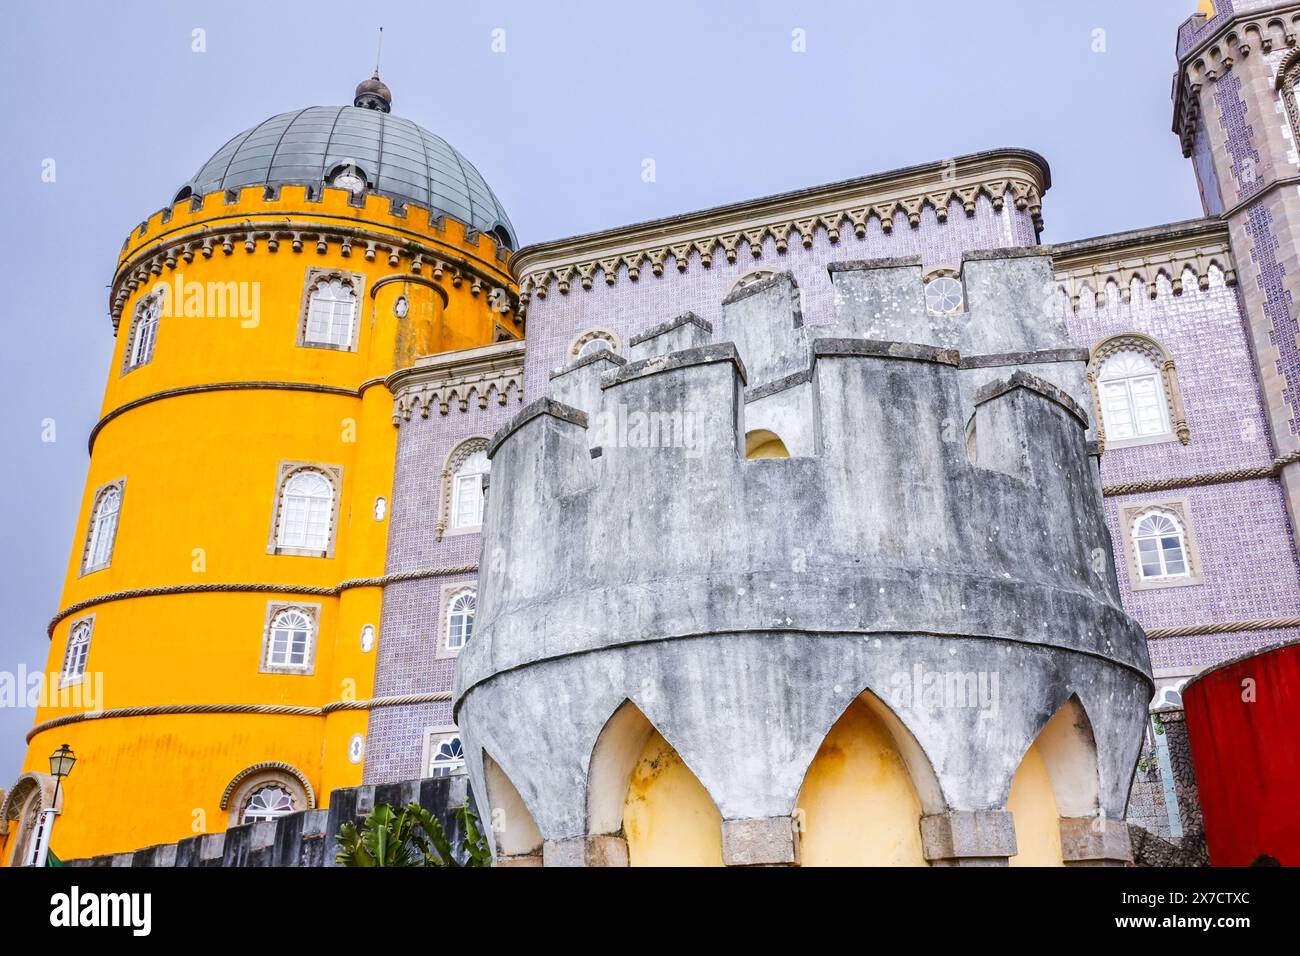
[65,775,472,868]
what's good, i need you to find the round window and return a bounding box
[925,275,964,316]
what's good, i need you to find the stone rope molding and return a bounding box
[45,565,478,637]
[87,379,388,455]
[110,217,518,330]
[1144,617,1300,640]
[516,178,1044,313]
[24,692,454,743]
[1101,450,1300,497]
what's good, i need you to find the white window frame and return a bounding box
[242,784,297,823]
[61,616,94,688]
[81,479,125,576]
[268,462,343,558]
[1098,352,1170,444]
[450,450,489,530]
[122,291,162,373]
[260,602,320,675]
[437,438,490,540]
[1088,334,1189,452]
[297,268,365,352]
[1118,498,1204,591]
[445,588,476,653]
[421,725,467,778]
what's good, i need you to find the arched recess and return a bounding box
[1005,695,1099,867]
[587,699,723,867]
[482,751,543,860]
[795,691,940,866]
[744,429,790,459]
[1,772,59,866]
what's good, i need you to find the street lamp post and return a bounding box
[28,743,76,867]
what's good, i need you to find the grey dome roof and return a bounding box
[177,106,515,246]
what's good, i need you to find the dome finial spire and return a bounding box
[354,27,391,112]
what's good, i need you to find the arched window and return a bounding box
[579,337,613,358]
[1088,334,1188,451]
[220,762,315,827]
[82,482,123,574]
[242,785,296,823]
[569,328,620,359]
[265,607,315,669]
[1279,50,1300,155]
[452,450,489,529]
[1133,510,1189,580]
[438,438,490,540]
[61,619,93,686]
[326,163,368,198]
[302,274,359,348]
[1098,352,1169,441]
[447,590,476,650]
[124,293,162,372]
[427,732,466,777]
[491,225,514,252]
[275,469,334,553]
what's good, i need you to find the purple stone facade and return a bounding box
[364,394,519,784]
[1063,268,1300,675]
[521,193,1037,398]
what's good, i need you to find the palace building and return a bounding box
[4,0,1300,866]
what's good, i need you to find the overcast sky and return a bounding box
[0,0,1204,784]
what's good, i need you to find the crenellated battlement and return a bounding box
[461,255,1147,706]
[455,251,1152,860]
[109,185,517,330]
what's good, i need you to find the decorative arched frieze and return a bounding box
[515,177,1044,315]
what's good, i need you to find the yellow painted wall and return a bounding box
[795,698,927,866]
[623,729,724,867]
[12,186,517,862]
[1007,741,1064,867]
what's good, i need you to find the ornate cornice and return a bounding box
[510,149,1050,313]
[109,216,520,331]
[1172,2,1300,155]
[387,339,526,423]
[1049,218,1236,311]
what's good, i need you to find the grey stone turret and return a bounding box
[455,252,1152,866]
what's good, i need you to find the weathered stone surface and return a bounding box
[721,817,799,867]
[457,255,1153,865]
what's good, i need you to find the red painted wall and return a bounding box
[1183,641,1300,866]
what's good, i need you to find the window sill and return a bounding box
[267,546,333,559]
[259,664,316,676]
[1130,574,1203,592]
[1104,432,1179,452]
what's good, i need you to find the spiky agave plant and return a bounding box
[335,801,491,867]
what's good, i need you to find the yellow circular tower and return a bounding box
[2,76,519,863]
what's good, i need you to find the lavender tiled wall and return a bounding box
[364,396,518,784]
[522,193,1037,397]
[1060,271,1300,671]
